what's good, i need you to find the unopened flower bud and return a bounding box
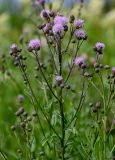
[66,85,70,89]
[81,63,87,69]
[11,125,16,131]
[69,15,75,23]
[89,102,93,107]
[40,10,50,19]
[94,62,99,68]
[60,83,64,89]
[32,111,37,117]
[95,68,100,73]
[20,122,26,128]
[18,107,24,114]
[64,25,68,32]
[92,107,98,113]
[95,101,101,109]
[104,65,110,70]
[28,128,32,132]
[84,72,90,77]
[23,112,28,117]
[15,111,20,116]
[27,116,32,122]
[49,11,55,17]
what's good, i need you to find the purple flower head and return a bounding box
[10,44,18,53]
[54,15,68,26]
[35,0,45,5]
[56,75,63,84]
[76,29,86,40]
[94,42,105,53]
[52,24,64,35]
[75,56,85,66]
[40,10,50,18]
[112,67,115,75]
[17,95,24,103]
[28,39,41,52]
[76,19,84,29]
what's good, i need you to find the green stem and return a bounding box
[58,36,65,160]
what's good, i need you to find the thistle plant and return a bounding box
[7,1,115,160]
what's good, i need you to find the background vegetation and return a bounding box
[0,0,115,159]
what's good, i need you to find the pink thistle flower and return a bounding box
[17,95,24,103]
[56,75,63,84]
[76,19,84,29]
[75,56,85,66]
[28,39,41,52]
[112,67,115,75]
[54,15,68,26]
[76,29,86,40]
[10,44,18,53]
[95,42,105,49]
[94,42,105,53]
[52,24,64,35]
[35,0,45,5]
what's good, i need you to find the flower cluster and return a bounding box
[75,19,86,40]
[9,6,115,160]
[52,15,68,35]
